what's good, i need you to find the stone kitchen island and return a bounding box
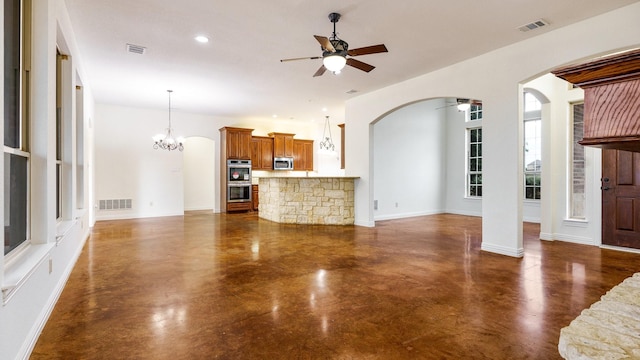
[258,176,358,225]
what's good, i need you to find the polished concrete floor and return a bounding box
[31,212,640,359]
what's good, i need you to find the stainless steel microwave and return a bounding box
[273,157,293,170]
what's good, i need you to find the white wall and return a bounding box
[95,104,217,219]
[94,104,332,218]
[373,99,447,220]
[0,1,94,359]
[345,3,640,257]
[445,101,483,217]
[183,137,216,211]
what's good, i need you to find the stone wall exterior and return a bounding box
[258,177,356,225]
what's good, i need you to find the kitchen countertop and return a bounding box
[256,175,360,179]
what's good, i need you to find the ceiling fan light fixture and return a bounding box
[323,54,346,72]
[457,103,471,111]
[457,99,471,111]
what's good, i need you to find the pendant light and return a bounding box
[319,115,336,153]
[152,90,184,151]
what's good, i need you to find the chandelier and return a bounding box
[319,115,336,152]
[153,90,184,151]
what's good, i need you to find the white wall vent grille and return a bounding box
[126,43,146,55]
[517,19,549,32]
[99,199,133,210]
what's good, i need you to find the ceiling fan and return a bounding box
[280,12,388,77]
[437,98,483,111]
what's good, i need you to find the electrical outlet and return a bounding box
[395,202,398,208]
[374,200,378,210]
[49,258,53,274]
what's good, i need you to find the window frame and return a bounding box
[569,102,586,220]
[55,50,64,221]
[523,92,542,201]
[4,0,31,257]
[465,102,483,198]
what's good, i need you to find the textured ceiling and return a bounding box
[63,0,638,123]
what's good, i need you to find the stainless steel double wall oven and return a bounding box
[227,159,252,203]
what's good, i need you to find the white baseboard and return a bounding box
[481,242,524,258]
[96,211,185,221]
[374,209,444,221]
[444,209,482,217]
[18,227,90,360]
[539,232,554,241]
[600,244,640,254]
[551,233,595,246]
[354,219,375,227]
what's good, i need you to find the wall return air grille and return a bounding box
[99,199,132,211]
[126,43,146,55]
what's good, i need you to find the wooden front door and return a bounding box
[602,149,640,249]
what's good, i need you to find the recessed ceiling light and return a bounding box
[194,35,209,43]
[272,114,278,118]
[322,107,328,112]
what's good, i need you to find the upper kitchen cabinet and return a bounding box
[220,127,253,159]
[293,139,314,171]
[251,136,274,170]
[269,132,295,158]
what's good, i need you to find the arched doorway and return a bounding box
[371,97,483,221]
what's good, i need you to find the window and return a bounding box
[56,50,63,220]
[524,92,542,200]
[75,79,84,209]
[466,102,483,197]
[468,128,482,197]
[469,104,482,121]
[4,0,31,255]
[570,103,585,219]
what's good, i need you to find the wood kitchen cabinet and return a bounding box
[220,127,253,159]
[338,123,345,169]
[251,136,274,170]
[252,184,259,211]
[293,139,314,171]
[269,132,295,158]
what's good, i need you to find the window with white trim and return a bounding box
[466,103,483,198]
[75,79,85,209]
[524,92,542,200]
[4,0,31,255]
[467,127,482,197]
[56,50,63,220]
[570,102,586,219]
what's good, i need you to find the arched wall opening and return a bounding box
[521,73,600,247]
[344,4,638,256]
[370,97,484,222]
[520,88,550,225]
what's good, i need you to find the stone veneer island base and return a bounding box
[558,272,640,359]
[258,177,358,225]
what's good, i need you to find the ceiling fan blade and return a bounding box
[313,65,327,77]
[280,56,322,62]
[347,44,388,56]
[314,35,336,53]
[346,58,375,73]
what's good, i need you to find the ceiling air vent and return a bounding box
[517,19,549,32]
[346,89,358,94]
[126,43,146,55]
